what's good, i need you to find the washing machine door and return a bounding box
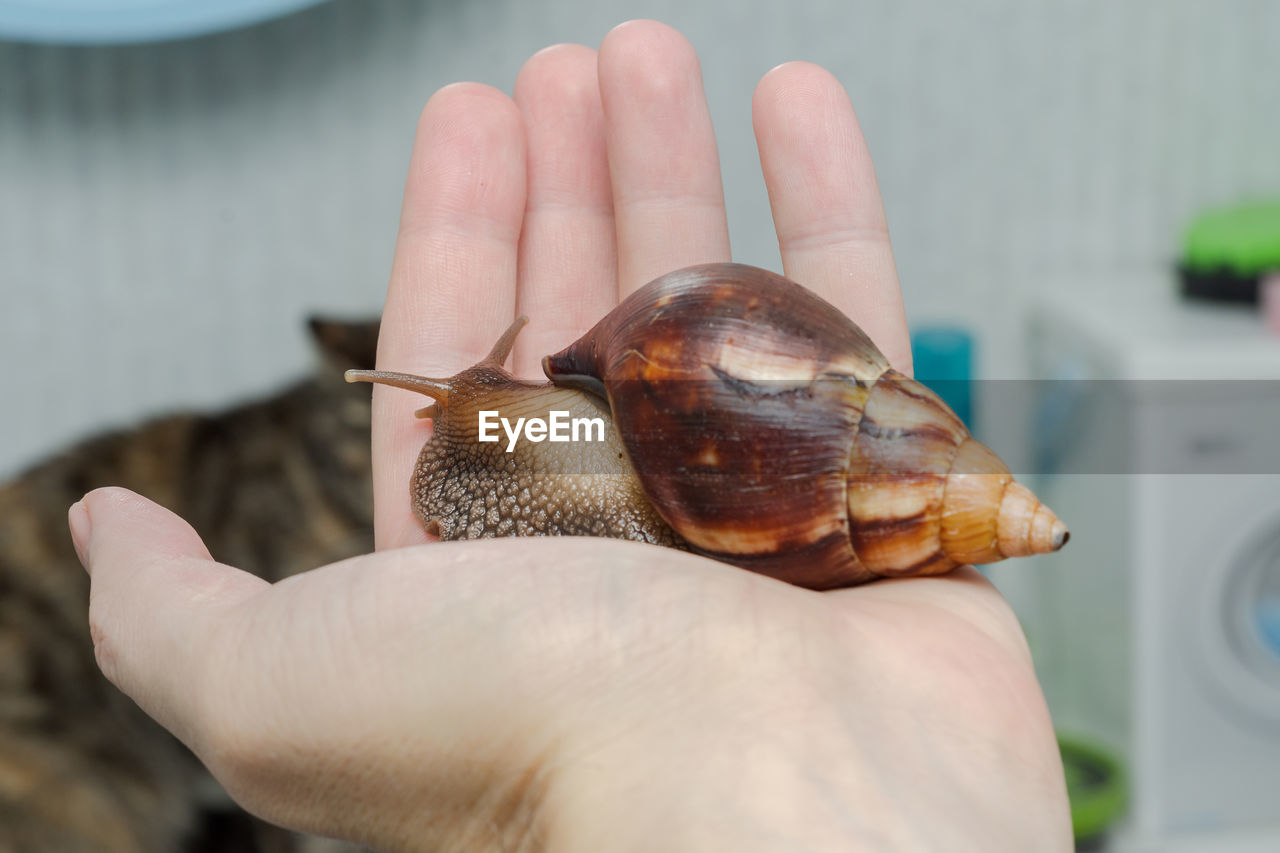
[1199,509,1280,723]
[1159,479,1280,839]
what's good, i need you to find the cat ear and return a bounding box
[307,317,380,371]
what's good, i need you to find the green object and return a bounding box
[1183,200,1280,275]
[1059,734,1127,845]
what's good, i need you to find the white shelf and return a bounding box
[1037,275,1280,381]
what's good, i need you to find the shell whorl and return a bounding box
[545,263,1067,588]
[846,371,1068,578]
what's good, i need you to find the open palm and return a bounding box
[74,20,1070,852]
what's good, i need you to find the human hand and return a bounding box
[72,20,1071,852]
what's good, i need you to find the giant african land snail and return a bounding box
[347,263,1067,590]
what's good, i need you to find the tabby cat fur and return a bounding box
[0,319,378,853]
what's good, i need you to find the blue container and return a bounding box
[910,326,975,430]
[0,0,330,44]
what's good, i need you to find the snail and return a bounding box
[347,263,1067,590]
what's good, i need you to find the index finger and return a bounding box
[374,84,527,549]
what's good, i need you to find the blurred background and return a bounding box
[1,0,1278,850]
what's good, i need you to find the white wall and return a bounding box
[2,0,1278,477]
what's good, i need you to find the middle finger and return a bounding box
[512,44,617,377]
[598,20,732,296]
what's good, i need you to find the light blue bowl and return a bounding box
[0,0,332,44]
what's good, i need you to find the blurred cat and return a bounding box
[0,318,379,853]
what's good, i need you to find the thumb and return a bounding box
[69,487,267,743]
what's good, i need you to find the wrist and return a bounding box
[539,680,879,852]
[534,650,1068,853]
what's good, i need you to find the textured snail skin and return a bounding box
[348,263,1067,590]
[347,320,685,548]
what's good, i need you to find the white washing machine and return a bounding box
[987,276,1280,852]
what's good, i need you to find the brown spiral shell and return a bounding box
[543,263,1067,590]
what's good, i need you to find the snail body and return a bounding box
[345,319,684,549]
[348,263,1066,590]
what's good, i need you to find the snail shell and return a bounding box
[348,263,1067,590]
[542,264,1067,589]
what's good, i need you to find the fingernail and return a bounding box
[68,499,93,574]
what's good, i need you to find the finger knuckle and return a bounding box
[87,616,120,685]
